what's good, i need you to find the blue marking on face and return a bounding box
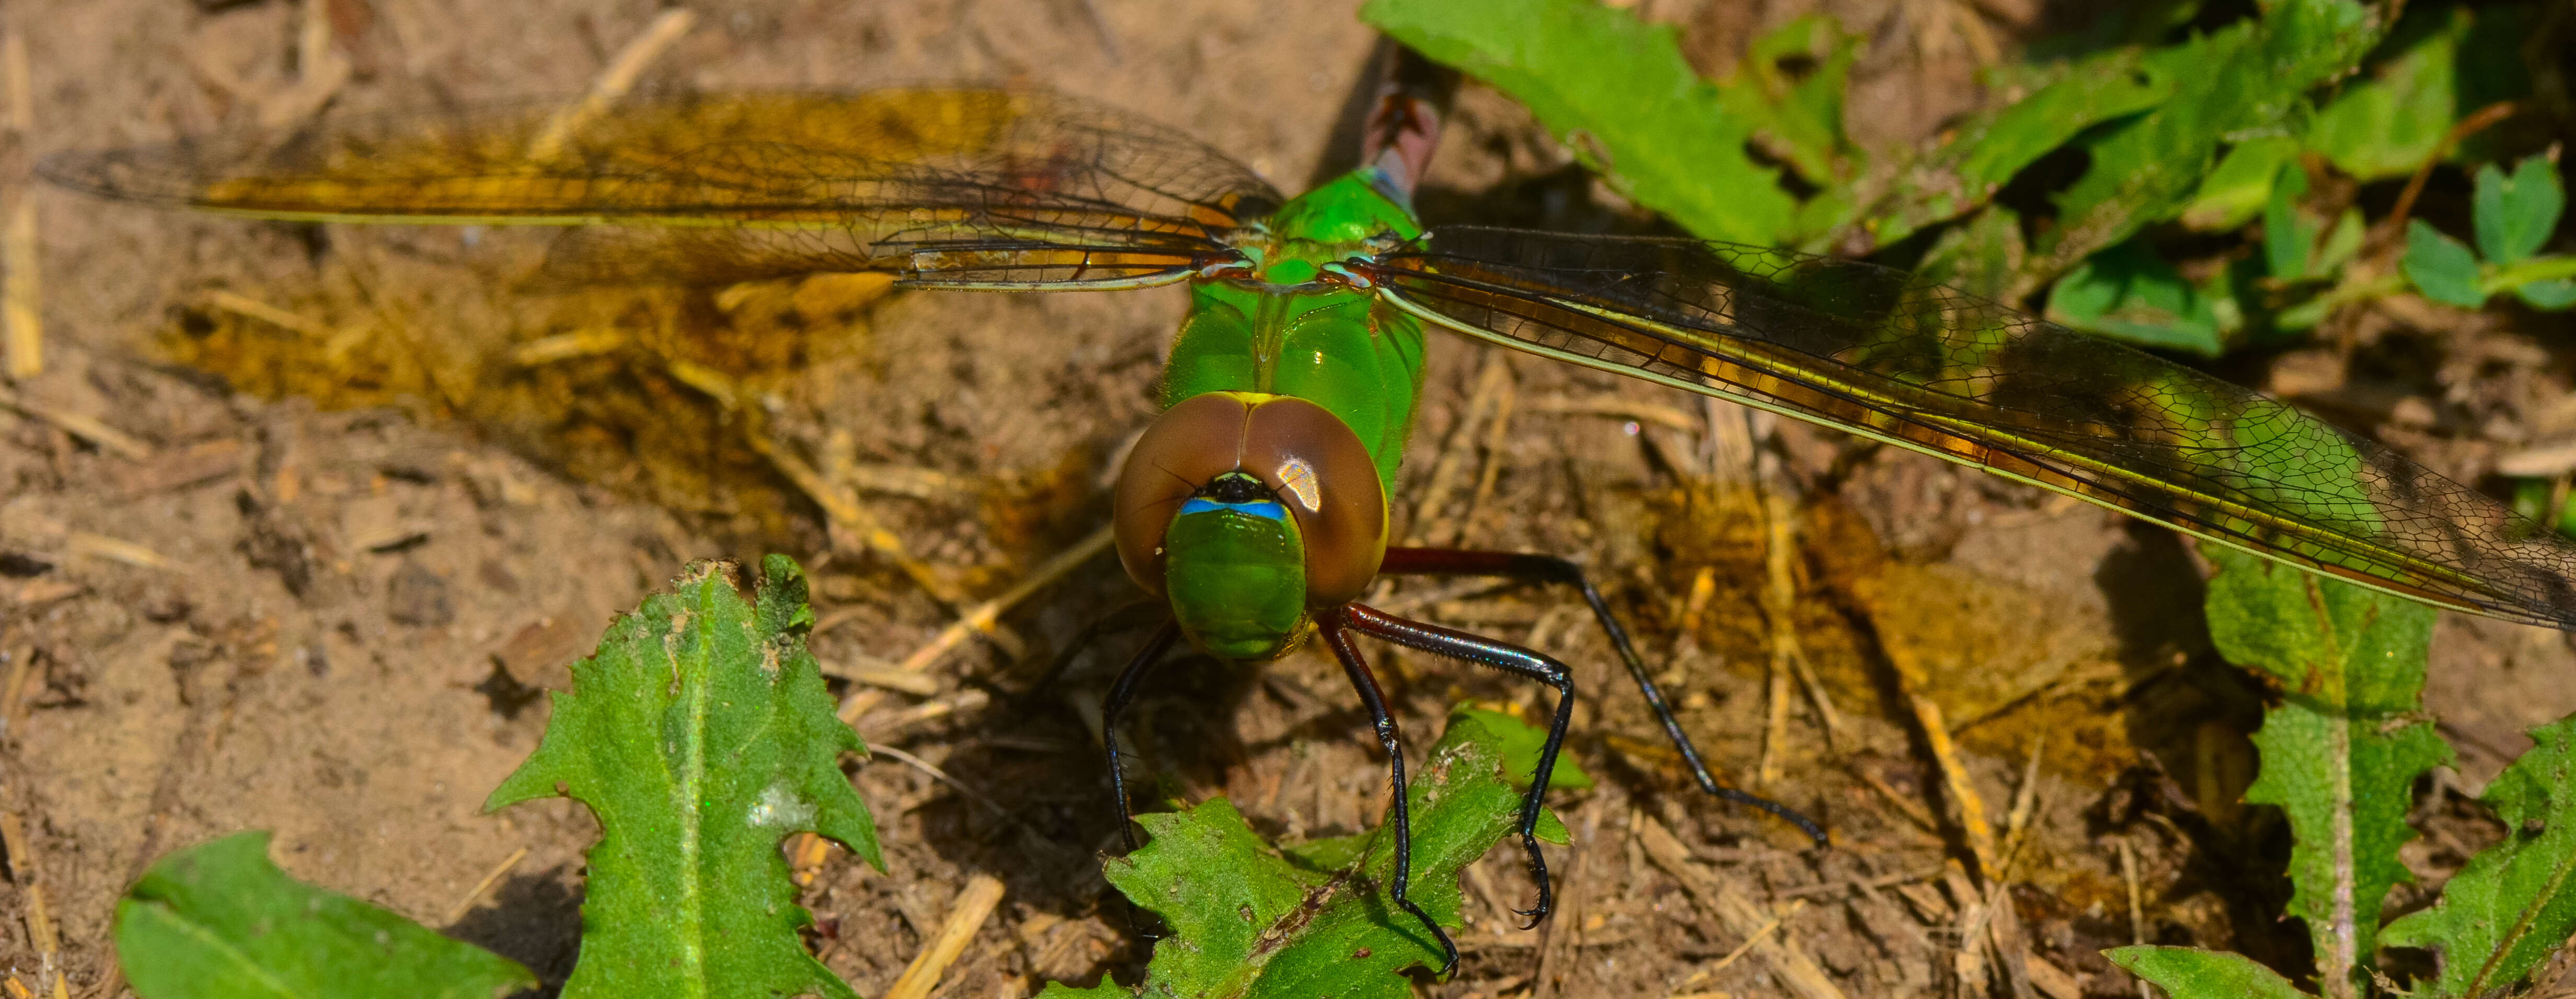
[1180,497,1289,521]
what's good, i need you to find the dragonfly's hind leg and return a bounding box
[1376,547,1827,846]
[1336,602,1576,936]
[1316,609,1462,978]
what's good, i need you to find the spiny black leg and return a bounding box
[1317,610,1458,979]
[1378,548,1827,846]
[1341,601,1573,931]
[1101,620,1181,853]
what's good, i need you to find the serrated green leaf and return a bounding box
[2305,6,2468,181]
[2034,0,2382,281]
[2204,543,2448,993]
[1363,0,1791,246]
[2044,238,2227,356]
[2402,219,2488,307]
[1044,706,1571,997]
[2475,156,2566,266]
[114,832,536,999]
[1870,48,2170,248]
[2182,135,2302,231]
[485,556,881,999]
[2106,946,2315,998]
[2382,716,2576,997]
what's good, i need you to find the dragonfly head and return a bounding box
[1113,392,1388,662]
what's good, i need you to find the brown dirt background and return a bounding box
[3,1,2574,997]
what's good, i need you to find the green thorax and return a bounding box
[1160,169,1429,490]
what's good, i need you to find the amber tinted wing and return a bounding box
[40,89,1279,288]
[1365,225,2576,629]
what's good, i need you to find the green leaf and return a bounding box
[1450,705,1592,792]
[2106,946,2315,999]
[2474,156,2566,266]
[2313,207,2366,275]
[2044,239,2227,356]
[114,832,536,999]
[1043,706,1572,997]
[1913,206,2027,302]
[2382,716,2576,997]
[485,556,882,999]
[1363,0,1792,246]
[2034,0,2382,281]
[2516,278,2576,310]
[2402,219,2488,307]
[2182,135,2302,231]
[1870,48,2171,248]
[2512,479,2576,537]
[2204,544,2449,992]
[2305,7,2468,181]
[1716,15,1861,191]
[2263,160,2319,280]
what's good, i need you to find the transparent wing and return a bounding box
[40,89,1280,289]
[1364,225,2576,629]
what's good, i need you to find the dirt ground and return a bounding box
[4,1,2575,997]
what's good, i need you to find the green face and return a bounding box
[1162,490,1309,661]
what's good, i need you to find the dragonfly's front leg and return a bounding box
[1101,620,1181,853]
[1337,602,1575,933]
[1315,611,1459,978]
[1376,547,1827,846]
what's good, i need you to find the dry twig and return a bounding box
[27,882,63,999]
[1532,803,1603,999]
[2121,838,2152,999]
[201,290,335,338]
[441,845,527,925]
[1867,602,1999,882]
[745,424,962,607]
[2,28,37,381]
[257,0,351,129]
[0,386,154,460]
[1525,394,1702,434]
[820,656,940,696]
[883,874,1007,999]
[871,744,1010,819]
[1637,816,1847,999]
[1452,358,1518,547]
[527,8,697,158]
[1408,352,1510,544]
[837,525,1112,725]
[0,810,26,881]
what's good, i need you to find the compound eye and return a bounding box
[1112,393,1251,596]
[1239,398,1387,606]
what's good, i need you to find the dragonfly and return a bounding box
[42,54,2576,979]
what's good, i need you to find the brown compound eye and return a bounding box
[1111,393,1389,606]
[1113,393,1251,597]
[1239,396,1387,607]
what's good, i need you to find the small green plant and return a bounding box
[2401,155,2576,311]
[1367,0,2389,322]
[109,557,883,999]
[1373,0,2565,359]
[1038,706,1588,998]
[2092,548,2576,999]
